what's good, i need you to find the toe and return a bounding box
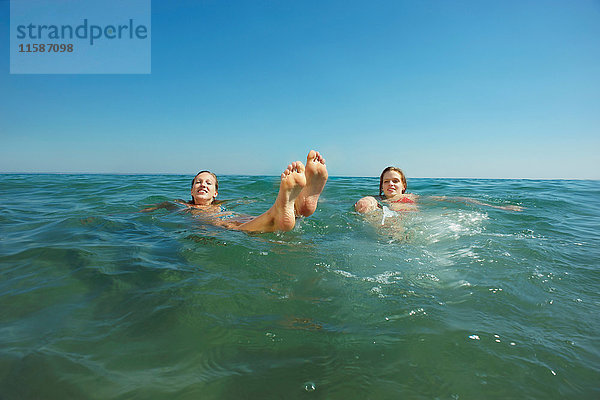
[314,151,325,164]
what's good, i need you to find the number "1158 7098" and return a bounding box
[19,43,74,52]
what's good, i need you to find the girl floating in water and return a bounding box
[355,167,417,215]
[143,150,328,233]
[355,166,522,224]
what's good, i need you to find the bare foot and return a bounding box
[238,161,306,232]
[275,161,307,230]
[295,150,328,217]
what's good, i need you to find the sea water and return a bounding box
[0,174,598,399]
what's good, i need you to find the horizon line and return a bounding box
[0,172,598,181]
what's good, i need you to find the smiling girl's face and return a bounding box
[191,172,218,205]
[381,170,406,198]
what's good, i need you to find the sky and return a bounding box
[1,0,599,179]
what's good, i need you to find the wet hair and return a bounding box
[191,170,219,191]
[379,166,407,196]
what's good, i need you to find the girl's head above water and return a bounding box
[190,170,219,205]
[191,170,219,191]
[379,166,407,198]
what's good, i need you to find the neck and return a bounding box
[192,198,214,206]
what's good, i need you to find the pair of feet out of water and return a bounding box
[221,150,328,233]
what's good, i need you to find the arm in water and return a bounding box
[429,196,523,211]
[140,201,186,212]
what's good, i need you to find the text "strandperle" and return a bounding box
[16,19,148,45]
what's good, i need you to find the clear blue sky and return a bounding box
[1,0,599,178]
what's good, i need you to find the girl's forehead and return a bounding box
[195,173,214,182]
[383,170,402,179]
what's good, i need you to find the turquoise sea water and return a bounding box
[1,174,599,399]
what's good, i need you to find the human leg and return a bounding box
[237,161,306,232]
